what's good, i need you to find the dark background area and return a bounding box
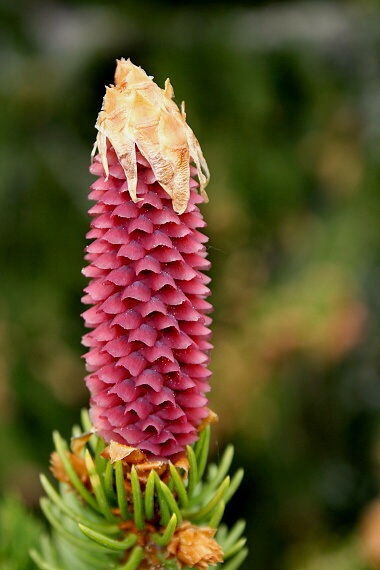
[1,0,380,568]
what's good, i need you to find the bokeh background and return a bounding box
[2,0,380,568]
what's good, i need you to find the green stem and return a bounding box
[159,480,182,525]
[40,474,120,535]
[115,461,131,520]
[52,431,100,513]
[78,524,137,551]
[40,498,108,553]
[144,470,155,521]
[152,513,177,547]
[223,469,244,505]
[118,546,144,570]
[104,460,117,503]
[169,462,188,508]
[85,450,119,523]
[223,538,247,560]
[209,500,225,529]
[186,445,198,499]
[222,547,249,570]
[192,445,234,506]
[195,427,210,482]
[153,471,170,526]
[222,520,246,551]
[30,550,64,570]
[185,476,230,521]
[130,465,145,531]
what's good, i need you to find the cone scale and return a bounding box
[82,60,213,460]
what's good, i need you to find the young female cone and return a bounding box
[82,60,213,461]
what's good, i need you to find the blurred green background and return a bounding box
[2,0,380,568]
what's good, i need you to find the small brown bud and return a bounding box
[167,521,223,569]
[50,451,90,488]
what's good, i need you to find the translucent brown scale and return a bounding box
[82,146,213,461]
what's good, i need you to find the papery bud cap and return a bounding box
[94,59,210,214]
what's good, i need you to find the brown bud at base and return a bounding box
[50,451,90,489]
[167,521,223,569]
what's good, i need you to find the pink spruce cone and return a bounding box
[82,145,213,460]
